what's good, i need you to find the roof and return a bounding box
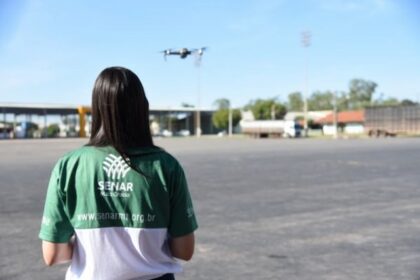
[284,110,332,121]
[0,103,80,115]
[0,103,215,115]
[316,110,365,124]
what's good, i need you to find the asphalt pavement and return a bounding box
[1,137,420,280]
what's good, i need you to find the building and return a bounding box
[0,103,216,138]
[315,110,365,135]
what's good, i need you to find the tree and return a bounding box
[378,97,400,106]
[46,123,60,138]
[287,92,304,111]
[371,94,413,107]
[212,108,241,130]
[244,98,287,120]
[348,78,377,109]
[181,102,194,108]
[26,122,39,138]
[401,99,418,106]
[336,91,350,111]
[307,91,334,111]
[211,98,241,131]
[213,98,230,110]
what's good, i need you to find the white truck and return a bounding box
[240,120,302,138]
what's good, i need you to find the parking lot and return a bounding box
[1,137,420,280]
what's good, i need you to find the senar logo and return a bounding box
[103,154,131,180]
[99,154,134,198]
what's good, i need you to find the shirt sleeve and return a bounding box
[39,161,74,243]
[168,161,198,238]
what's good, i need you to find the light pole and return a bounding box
[195,64,202,137]
[301,31,311,137]
[194,50,206,137]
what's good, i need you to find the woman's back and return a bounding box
[39,67,197,280]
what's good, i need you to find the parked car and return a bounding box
[161,129,173,137]
[176,129,191,137]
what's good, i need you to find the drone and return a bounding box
[161,47,207,61]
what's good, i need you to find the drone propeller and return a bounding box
[198,47,208,55]
[159,49,173,61]
[193,47,208,67]
[190,47,206,54]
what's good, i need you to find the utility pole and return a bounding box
[333,91,338,139]
[301,31,311,137]
[228,105,233,137]
[271,103,276,120]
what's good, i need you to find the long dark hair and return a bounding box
[88,66,154,162]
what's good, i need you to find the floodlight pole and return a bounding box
[301,31,311,137]
[194,50,207,138]
[164,47,205,137]
[195,61,202,137]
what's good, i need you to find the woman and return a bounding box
[39,67,198,280]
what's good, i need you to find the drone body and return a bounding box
[161,47,207,60]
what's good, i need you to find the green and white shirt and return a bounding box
[39,146,198,280]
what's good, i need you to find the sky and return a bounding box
[0,0,419,109]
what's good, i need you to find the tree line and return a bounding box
[210,78,418,131]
